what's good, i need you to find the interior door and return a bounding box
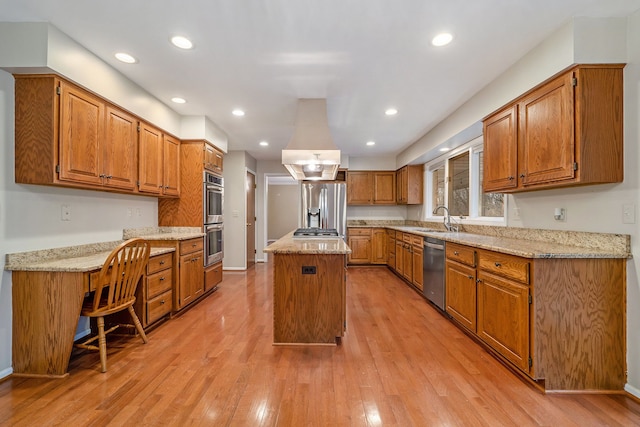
[246,171,256,268]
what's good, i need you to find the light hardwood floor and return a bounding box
[1,263,640,426]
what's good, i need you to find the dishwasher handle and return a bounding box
[424,241,445,250]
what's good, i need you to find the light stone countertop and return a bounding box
[5,246,174,272]
[264,231,352,255]
[123,227,205,240]
[379,225,631,259]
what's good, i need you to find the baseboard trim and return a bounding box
[0,367,13,381]
[625,384,640,402]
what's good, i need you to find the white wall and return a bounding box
[267,183,299,240]
[256,160,292,262]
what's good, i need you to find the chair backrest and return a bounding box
[88,238,151,314]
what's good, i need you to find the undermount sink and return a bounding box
[414,228,446,233]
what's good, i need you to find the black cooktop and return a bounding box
[293,228,339,238]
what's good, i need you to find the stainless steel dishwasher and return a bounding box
[423,237,445,310]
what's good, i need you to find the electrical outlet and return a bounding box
[513,207,520,220]
[623,204,636,224]
[136,208,141,217]
[61,205,71,221]
[302,266,316,275]
[127,208,133,218]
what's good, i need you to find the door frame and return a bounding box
[246,168,256,269]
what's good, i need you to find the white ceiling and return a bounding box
[2,0,640,161]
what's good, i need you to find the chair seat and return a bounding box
[81,296,137,318]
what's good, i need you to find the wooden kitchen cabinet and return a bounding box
[401,233,413,283]
[204,143,224,173]
[347,228,372,264]
[346,171,396,205]
[482,64,624,193]
[371,228,387,264]
[396,165,423,204]
[445,241,625,391]
[131,252,174,328]
[387,230,396,270]
[15,75,138,192]
[445,243,477,332]
[138,122,180,197]
[411,236,423,291]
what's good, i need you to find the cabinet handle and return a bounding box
[107,175,113,179]
[508,176,514,180]
[454,251,459,256]
[467,275,474,280]
[519,173,525,178]
[476,279,482,283]
[159,260,165,265]
[158,185,163,188]
[160,300,165,304]
[495,262,502,267]
[159,277,165,281]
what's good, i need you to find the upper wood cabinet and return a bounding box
[14,74,179,197]
[482,64,624,193]
[204,143,224,174]
[396,165,423,205]
[15,76,137,192]
[138,122,180,197]
[347,171,395,205]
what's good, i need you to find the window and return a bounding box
[426,137,504,224]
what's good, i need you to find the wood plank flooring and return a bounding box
[2,263,640,426]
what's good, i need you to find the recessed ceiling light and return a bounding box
[232,109,245,117]
[432,33,453,47]
[171,36,193,50]
[171,97,186,104]
[439,147,450,152]
[259,141,269,147]
[366,141,376,146]
[115,52,137,64]
[385,108,398,116]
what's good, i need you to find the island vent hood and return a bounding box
[282,99,341,181]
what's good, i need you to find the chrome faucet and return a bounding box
[433,205,458,232]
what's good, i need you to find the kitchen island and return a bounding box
[264,231,351,345]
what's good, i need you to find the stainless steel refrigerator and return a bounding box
[300,182,347,239]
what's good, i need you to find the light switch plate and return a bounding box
[623,204,636,224]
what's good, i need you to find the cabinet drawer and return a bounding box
[446,243,476,267]
[478,250,530,284]
[147,253,172,275]
[180,238,203,255]
[147,268,173,299]
[402,233,412,243]
[348,228,371,236]
[205,262,222,292]
[147,290,172,324]
[411,235,423,247]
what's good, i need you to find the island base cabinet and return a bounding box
[273,254,346,345]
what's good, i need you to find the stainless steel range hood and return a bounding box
[282,99,341,181]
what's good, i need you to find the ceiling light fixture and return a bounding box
[439,147,451,152]
[171,36,193,50]
[432,33,453,47]
[171,97,186,104]
[366,141,376,146]
[385,108,398,116]
[232,109,245,117]
[115,52,137,64]
[259,141,269,147]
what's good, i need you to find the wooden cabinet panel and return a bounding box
[104,106,137,191]
[477,271,530,372]
[347,228,372,264]
[179,249,204,309]
[478,250,530,284]
[204,143,224,173]
[412,243,423,291]
[58,81,105,186]
[483,104,518,192]
[395,238,404,276]
[138,122,163,195]
[482,64,624,193]
[147,268,173,300]
[147,290,173,325]
[162,135,180,197]
[387,230,396,270]
[446,242,476,267]
[373,172,396,205]
[205,262,223,292]
[402,239,413,283]
[395,165,423,205]
[347,172,372,204]
[371,228,387,264]
[445,259,477,332]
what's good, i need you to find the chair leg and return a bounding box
[97,316,107,373]
[128,306,148,344]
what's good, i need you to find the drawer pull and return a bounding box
[454,251,459,255]
[467,275,474,280]
[476,279,482,284]
[159,277,165,281]
[495,262,502,267]
[159,260,165,265]
[160,300,165,304]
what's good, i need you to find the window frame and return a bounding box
[425,136,506,226]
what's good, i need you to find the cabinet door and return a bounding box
[58,81,105,186]
[347,235,372,264]
[162,135,181,197]
[477,271,530,372]
[104,106,137,191]
[178,250,204,309]
[347,172,373,204]
[483,105,518,192]
[371,228,387,264]
[412,244,423,291]
[396,168,407,203]
[395,238,404,275]
[519,72,575,186]
[445,260,477,332]
[373,172,396,205]
[402,243,413,282]
[138,122,163,194]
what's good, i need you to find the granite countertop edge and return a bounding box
[264,232,352,255]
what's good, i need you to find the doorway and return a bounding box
[246,170,256,268]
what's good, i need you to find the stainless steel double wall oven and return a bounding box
[204,171,223,266]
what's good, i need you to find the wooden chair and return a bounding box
[76,238,151,372]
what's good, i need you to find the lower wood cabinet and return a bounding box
[136,252,173,327]
[205,261,223,292]
[444,241,625,391]
[347,227,387,265]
